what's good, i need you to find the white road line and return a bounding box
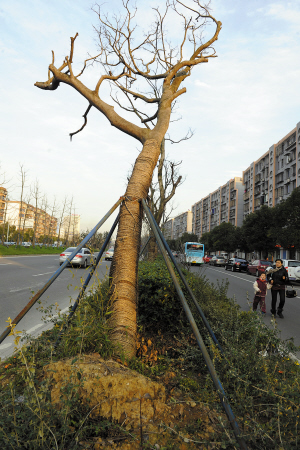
[0,343,12,350]
[206,266,254,283]
[0,263,12,265]
[10,287,32,292]
[26,323,44,334]
[32,271,55,277]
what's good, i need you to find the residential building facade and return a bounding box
[192,177,243,238]
[164,211,192,240]
[243,122,299,219]
[162,218,174,240]
[5,201,58,239]
[0,187,7,225]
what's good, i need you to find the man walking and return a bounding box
[267,258,289,318]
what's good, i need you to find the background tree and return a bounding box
[271,187,300,251]
[16,164,28,245]
[31,179,42,247]
[240,205,276,258]
[201,231,214,253]
[35,1,222,356]
[209,222,238,254]
[56,196,68,247]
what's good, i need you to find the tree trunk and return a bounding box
[109,138,161,357]
[148,236,158,261]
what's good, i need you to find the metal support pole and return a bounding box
[0,197,123,345]
[145,205,223,354]
[142,199,248,450]
[54,214,119,349]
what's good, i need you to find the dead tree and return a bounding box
[35,1,222,357]
[16,165,28,245]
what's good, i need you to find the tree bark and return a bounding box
[109,138,161,357]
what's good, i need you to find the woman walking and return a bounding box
[267,259,289,318]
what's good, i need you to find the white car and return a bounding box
[266,259,300,281]
[59,247,95,268]
[105,247,114,261]
[282,260,300,281]
[22,242,32,247]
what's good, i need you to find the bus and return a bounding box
[184,242,204,265]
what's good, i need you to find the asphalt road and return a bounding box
[0,254,111,360]
[190,263,300,356]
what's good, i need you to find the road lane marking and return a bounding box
[0,263,12,265]
[33,271,55,277]
[202,266,254,283]
[0,343,12,350]
[26,324,44,334]
[10,287,32,292]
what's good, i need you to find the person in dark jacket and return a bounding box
[267,258,289,318]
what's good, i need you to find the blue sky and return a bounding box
[1,0,300,232]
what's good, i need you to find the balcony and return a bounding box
[243,191,250,201]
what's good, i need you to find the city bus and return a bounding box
[184,242,205,265]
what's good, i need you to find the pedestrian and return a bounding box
[266,258,289,318]
[253,273,271,314]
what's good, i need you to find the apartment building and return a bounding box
[172,210,192,240]
[192,177,244,238]
[0,187,7,225]
[164,210,192,240]
[5,201,58,239]
[162,218,174,240]
[243,121,299,218]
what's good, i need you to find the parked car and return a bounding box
[247,260,273,276]
[209,256,226,266]
[21,242,32,247]
[105,247,114,261]
[203,255,214,264]
[171,250,178,257]
[59,247,95,268]
[225,258,249,272]
[280,259,300,282]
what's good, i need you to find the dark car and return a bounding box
[225,258,248,272]
[247,259,273,276]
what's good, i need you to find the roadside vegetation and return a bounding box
[0,244,64,257]
[1,258,299,449]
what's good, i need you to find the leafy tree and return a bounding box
[209,222,238,253]
[35,1,222,356]
[240,205,276,258]
[201,231,214,253]
[179,232,199,245]
[272,187,300,250]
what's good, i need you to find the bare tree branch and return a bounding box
[70,104,92,141]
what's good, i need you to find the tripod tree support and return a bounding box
[142,199,248,450]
